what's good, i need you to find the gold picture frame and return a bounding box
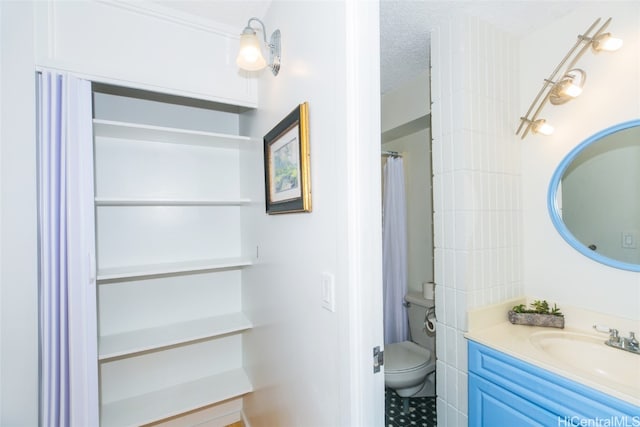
[263,102,311,214]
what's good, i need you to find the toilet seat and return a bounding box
[385,341,432,373]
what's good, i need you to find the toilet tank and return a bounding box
[404,292,435,350]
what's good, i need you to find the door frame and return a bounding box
[342,1,385,425]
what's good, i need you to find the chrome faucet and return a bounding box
[593,325,640,355]
[624,332,639,352]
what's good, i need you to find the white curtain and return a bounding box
[37,70,99,427]
[382,156,409,345]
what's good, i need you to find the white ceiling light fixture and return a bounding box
[517,18,622,139]
[236,17,281,76]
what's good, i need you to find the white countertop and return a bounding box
[465,298,640,407]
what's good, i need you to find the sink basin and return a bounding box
[529,330,640,391]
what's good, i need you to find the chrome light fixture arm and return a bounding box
[517,18,619,139]
[517,20,598,137]
[565,19,611,71]
[246,17,268,45]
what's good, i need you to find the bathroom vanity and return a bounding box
[466,299,640,427]
[468,341,639,426]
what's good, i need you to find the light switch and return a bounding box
[622,231,637,249]
[321,272,336,312]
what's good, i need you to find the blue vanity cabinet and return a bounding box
[468,340,640,427]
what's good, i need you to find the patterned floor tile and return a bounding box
[385,388,437,427]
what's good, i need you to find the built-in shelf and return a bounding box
[99,313,252,360]
[95,197,251,206]
[94,92,256,425]
[100,368,253,427]
[97,257,252,282]
[93,119,253,148]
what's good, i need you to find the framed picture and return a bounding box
[263,102,312,214]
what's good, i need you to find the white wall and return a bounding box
[240,1,383,426]
[0,2,39,424]
[381,69,430,133]
[431,13,522,426]
[34,0,257,106]
[520,4,640,320]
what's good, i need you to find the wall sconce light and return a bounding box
[517,18,622,139]
[236,17,281,76]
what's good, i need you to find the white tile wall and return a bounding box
[431,12,523,427]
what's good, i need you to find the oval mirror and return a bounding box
[548,119,640,272]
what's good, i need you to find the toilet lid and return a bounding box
[385,341,431,372]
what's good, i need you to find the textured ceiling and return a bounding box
[152,0,577,94]
[379,1,577,93]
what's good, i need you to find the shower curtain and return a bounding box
[37,70,98,426]
[382,156,409,344]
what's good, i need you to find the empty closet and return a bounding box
[92,86,258,426]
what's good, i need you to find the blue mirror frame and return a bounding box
[548,119,640,272]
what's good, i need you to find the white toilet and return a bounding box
[384,292,436,402]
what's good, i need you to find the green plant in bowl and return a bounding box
[509,300,564,328]
[512,300,563,317]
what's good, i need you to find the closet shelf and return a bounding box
[99,312,252,360]
[94,197,252,206]
[93,119,254,148]
[97,257,252,282]
[100,368,252,427]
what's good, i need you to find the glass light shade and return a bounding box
[594,34,623,52]
[563,82,583,98]
[549,69,586,105]
[533,119,554,136]
[236,32,267,71]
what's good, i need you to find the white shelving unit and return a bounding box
[93,119,251,148]
[99,312,252,360]
[101,369,252,427]
[94,197,251,206]
[93,90,256,426]
[96,257,253,282]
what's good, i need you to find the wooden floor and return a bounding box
[225,422,244,427]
